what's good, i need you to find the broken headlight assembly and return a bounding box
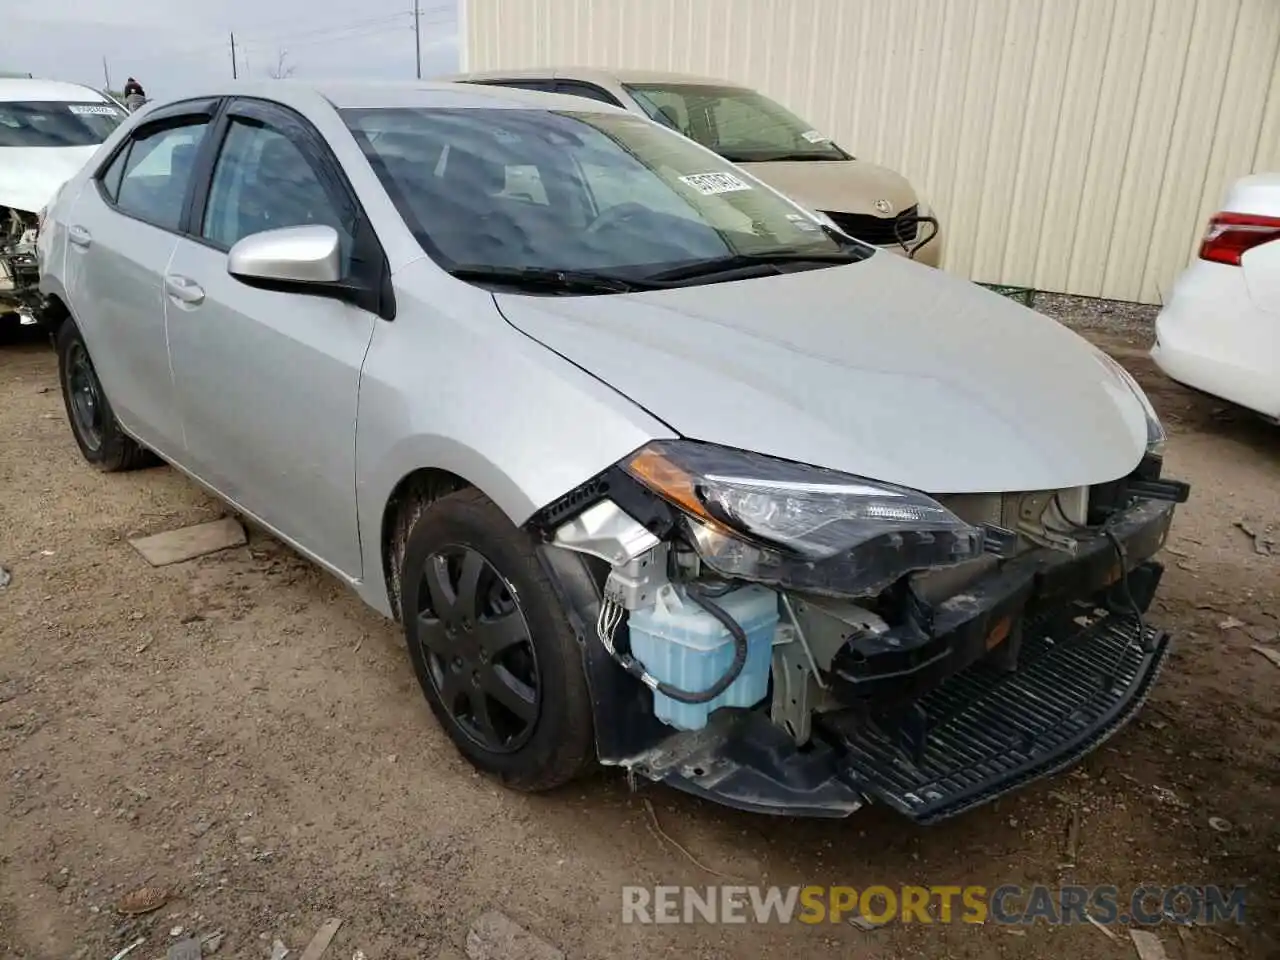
[623,440,985,597]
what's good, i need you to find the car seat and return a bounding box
[431,147,533,265]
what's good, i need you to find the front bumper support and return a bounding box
[829,498,1175,704]
[637,606,1169,821]
[819,611,1170,823]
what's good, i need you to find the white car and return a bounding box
[1152,173,1280,421]
[0,78,127,323]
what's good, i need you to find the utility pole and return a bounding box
[413,0,422,79]
[230,31,238,79]
[101,56,111,91]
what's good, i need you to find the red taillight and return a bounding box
[1198,212,1280,266]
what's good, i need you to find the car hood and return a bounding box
[735,158,919,217]
[494,252,1149,494]
[0,146,98,213]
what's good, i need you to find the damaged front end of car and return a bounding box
[0,204,41,323]
[528,439,1189,824]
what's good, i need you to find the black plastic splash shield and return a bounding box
[819,611,1171,824]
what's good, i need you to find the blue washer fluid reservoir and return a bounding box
[626,583,780,731]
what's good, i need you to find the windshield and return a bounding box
[623,83,849,163]
[0,100,125,148]
[344,107,862,281]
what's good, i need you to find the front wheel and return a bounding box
[400,488,595,791]
[57,319,153,472]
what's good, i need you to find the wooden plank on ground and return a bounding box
[466,911,564,960]
[299,918,343,960]
[129,517,246,567]
[1130,929,1170,960]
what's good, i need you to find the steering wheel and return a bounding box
[586,202,655,236]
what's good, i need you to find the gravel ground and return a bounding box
[1027,293,1159,341]
[1,302,1277,959]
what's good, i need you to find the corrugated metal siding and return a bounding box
[464,0,1280,304]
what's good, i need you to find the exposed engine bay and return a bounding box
[529,441,1189,823]
[0,205,41,320]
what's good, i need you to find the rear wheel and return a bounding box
[400,488,595,791]
[57,319,154,472]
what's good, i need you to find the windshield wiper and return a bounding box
[448,265,656,294]
[645,248,867,284]
[769,152,845,162]
[722,151,843,163]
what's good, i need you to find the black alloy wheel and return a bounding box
[56,318,153,472]
[64,340,105,453]
[416,545,541,753]
[399,488,595,791]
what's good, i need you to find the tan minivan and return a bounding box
[452,67,942,266]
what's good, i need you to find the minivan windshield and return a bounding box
[623,83,850,163]
[0,101,125,147]
[344,107,866,286]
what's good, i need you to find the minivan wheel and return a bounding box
[400,488,595,791]
[56,319,153,472]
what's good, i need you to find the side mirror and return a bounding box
[227,224,342,286]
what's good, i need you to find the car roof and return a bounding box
[135,79,633,118]
[451,66,743,87]
[0,78,110,104]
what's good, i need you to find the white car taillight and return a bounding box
[1198,212,1280,266]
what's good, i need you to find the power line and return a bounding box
[281,20,427,51]
[121,13,426,63]
[236,13,414,50]
[101,8,456,76]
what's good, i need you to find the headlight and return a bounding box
[1095,352,1166,457]
[623,441,985,596]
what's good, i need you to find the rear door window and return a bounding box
[99,142,131,203]
[111,120,210,231]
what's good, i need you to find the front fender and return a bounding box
[535,543,670,763]
[351,266,675,615]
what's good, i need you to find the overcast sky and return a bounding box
[4,1,458,96]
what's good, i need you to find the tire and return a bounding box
[57,318,154,472]
[401,488,595,791]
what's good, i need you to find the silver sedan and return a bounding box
[37,81,1185,822]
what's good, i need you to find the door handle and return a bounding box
[68,225,92,249]
[164,274,205,305]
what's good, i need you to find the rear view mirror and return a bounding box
[227,225,342,285]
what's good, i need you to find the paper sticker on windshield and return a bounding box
[678,172,753,195]
[785,213,821,232]
[801,129,830,143]
[69,104,122,116]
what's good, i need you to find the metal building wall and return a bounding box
[463,0,1280,304]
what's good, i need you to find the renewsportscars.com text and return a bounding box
[621,884,1247,926]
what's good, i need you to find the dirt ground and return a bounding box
[1,305,1277,960]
